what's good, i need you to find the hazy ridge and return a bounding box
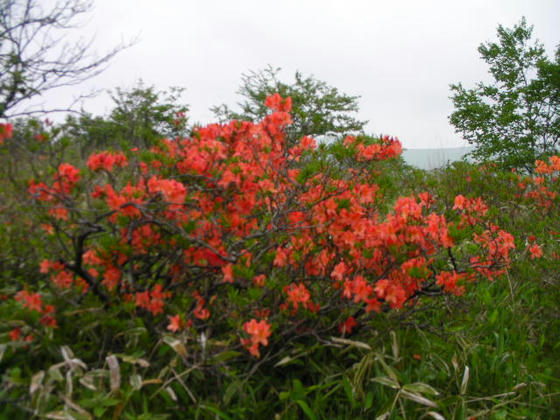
[402,146,474,170]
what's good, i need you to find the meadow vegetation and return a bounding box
[0,92,558,419]
[0,7,558,418]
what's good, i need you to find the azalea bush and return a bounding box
[424,157,560,272]
[8,94,514,351]
[1,96,558,417]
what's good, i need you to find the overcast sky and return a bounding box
[39,0,560,149]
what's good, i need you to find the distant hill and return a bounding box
[402,147,474,170]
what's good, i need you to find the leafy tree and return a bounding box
[109,82,189,147]
[63,81,190,153]
[213,66,367,145]
[0,0,129,118]
[449,18,560,171]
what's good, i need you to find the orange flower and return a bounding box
[40,259,52,274]
[102,266,121,291]
[436,271,466,296]
[15,290,43,312]
[528,243,543,259]
[222,264,234,283]
[330,261,348,282]
[284,283,311,311]
[167,315,182,332]
[49,206,69,220]
[253,274,266,287]
[9,328,21,341]
[51,270,73,289]
[242,319,272,357]
[41,224,54,235]
[339,316,357,335]
[40,314,58,328]
[273,248,288,267]
[87,151,128,172]
[193,305,210,320]
[0,123,13,144]
[453,194,466,210]
[265,93,292,112]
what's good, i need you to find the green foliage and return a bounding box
[0,118,72,290]
[449,18,560,171]
[1,87,559,418]
[63,81,190,153]
[213,66,367,145]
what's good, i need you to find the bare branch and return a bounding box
[0,0,134,118]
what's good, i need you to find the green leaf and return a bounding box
[296,400,317,420]
[400,390,438,408]
[211,351,241,364]
[330,336,372,350]
[376,354,400,383]
[48,366,64,382]
[200,404,234,420]
[342,376,356,406]
[376,394,398,420]
[279,391,290,401]
[223,382,238,405]
[93,406,107,418]
[402,382,440,396]
[371,376,400,390]
[118,353,150,367]
[292,378,305,400]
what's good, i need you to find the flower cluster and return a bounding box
[241,319,272,358]
[87,151,128,172]
[17,94,519,358]
[0,123,13,144]
[518,156,560,210]
[14,290,57,332]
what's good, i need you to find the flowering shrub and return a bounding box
[2,95,519,362]
[518,155,560,211]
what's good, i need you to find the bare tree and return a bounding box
[0,0,131,118]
